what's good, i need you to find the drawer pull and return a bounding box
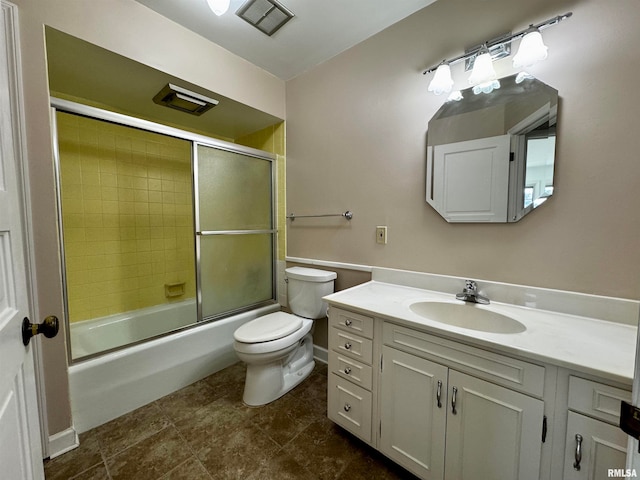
[344,403,351,412]
[573,434,583,471]
[436,380,442,408]
[344,342,352,350]
[344,367,352,375]
[345,319,353,327]
[451,386,458,415]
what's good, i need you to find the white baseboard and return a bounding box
[313,344,328,364]
[48,427,79,459]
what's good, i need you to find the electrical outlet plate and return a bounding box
[376,226,387,244]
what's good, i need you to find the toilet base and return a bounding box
[241,333,315,406]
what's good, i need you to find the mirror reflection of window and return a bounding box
[524,132,556,208]
[524,186,534,209]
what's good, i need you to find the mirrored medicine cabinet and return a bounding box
[426,73,558,223]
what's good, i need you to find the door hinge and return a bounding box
[542,415,547,443]
[380,353,383,372]
[379,419,382,437]
[509,151,515,162]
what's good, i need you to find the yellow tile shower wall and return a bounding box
[236,122,286,260]
[57,112,195,323]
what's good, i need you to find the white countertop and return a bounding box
[325,281,637,386]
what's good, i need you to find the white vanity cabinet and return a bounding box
[325,297,635,480]
[380,321,546,480]
[327,308,376,444]
[562,376,631,479]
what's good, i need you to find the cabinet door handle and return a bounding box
[344,342,352,350]
[344,367,351,375]
[451,386,458,415]
[344,403,351,412]
[436,380,442,408]
[573,434,583,470]
[345,319,352,327]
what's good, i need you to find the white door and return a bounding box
[0,1,45,478]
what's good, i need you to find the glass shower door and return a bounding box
[195,144,275,321]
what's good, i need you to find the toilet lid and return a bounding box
[234,312,303,343]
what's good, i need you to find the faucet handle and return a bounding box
[465,279,476,290]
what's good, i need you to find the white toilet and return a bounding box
[233,266,337,406]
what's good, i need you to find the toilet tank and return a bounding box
[286,267,337,319]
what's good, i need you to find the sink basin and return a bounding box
[409,301,526,334]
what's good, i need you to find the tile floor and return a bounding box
[44,362,418,480]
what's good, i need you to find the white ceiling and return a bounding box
[133,0,437,80]
[45,0,438,139]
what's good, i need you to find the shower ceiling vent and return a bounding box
[236,0,295,37]
[153,83,219,116]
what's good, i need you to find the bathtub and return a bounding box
[70,300,198,360]
[68,302,280,433]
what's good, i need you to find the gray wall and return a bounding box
[286,0,640,300]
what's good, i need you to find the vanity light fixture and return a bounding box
[446,90,464,102]
[423,12,572,95]
[513,27,548,69]
[207,0,230,16]
[468,44,500,94]
[427,62,454,95]
[515,71,535,84]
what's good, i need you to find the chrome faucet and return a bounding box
[456,280,490,305]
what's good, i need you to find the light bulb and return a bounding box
[428,64,454,95]
[207,0,230,16]
[468,48,497,86]
[513,29,548,69]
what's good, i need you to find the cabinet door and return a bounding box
[445,370,544,480]
[380,346,448,480]
[563,411,627,480]
[428,134,510,222]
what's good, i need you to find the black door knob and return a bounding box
[22,316,59,346]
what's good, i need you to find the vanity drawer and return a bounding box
[330,327,373,365]
[329,350,373,390]
[329,307,374,339]
[383,322,545,397]
[568,376,631,425]
[328,373,372,443]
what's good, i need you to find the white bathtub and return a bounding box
[68,302,280,433]
[70,300,198,359]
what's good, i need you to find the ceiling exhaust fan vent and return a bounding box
[152,83,219,116]
[236,0,295,37]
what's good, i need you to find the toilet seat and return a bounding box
[234,314,313,355]
[234,312,303,343]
